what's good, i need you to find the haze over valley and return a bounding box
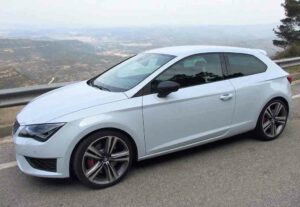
[0,24,280,89]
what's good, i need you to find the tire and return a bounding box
[254,99,288,141]
[73,130,133,189]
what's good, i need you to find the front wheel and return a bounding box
[255,99,288,141]
[73,130,133,189]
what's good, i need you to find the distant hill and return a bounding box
[0,66,35,89]
[0,39,123,89]
[0,39,99,64]
[0,25,280,89]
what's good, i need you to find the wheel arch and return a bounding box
[69,127,139,177]
[256,96,290,127]
[266,96,290,114]
[254,96,289,141]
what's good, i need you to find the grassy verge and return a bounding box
[285,65,300,74]
[0,125,12,138]
[284,65,300,82]
[0,106,22,138]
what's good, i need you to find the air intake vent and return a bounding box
[25,157,57,172]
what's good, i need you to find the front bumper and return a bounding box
[15,154,65,178]
[13,122,82,178]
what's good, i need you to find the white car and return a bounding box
[13,46,292,188]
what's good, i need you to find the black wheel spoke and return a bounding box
[84,146,103,159]
[271,123,276,136]
[105,163,118,181]
[274,103,283,116]
[86,161,103,178]
[275,116,286,124]
[265,107,273,118]
[111,151,130,162]
[263,120,272,132]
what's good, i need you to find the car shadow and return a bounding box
[29,175,79,187]
[134,132,254,169]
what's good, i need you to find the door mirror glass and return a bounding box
[157,81,180,97]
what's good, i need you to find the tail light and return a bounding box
[287,75,293,84]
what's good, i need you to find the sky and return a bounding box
[0,0,285,27]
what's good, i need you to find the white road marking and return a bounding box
[0,137,16,171]
[292,94,300,99]
[0,161,17,171]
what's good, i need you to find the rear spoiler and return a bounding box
[256,49,267,56]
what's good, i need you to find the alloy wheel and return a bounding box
[261,101,287,138]
[82,136,130,185]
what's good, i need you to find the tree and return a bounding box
[273,0,300,48]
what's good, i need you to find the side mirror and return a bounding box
[157,81,180,98]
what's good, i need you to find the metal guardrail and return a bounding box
[274,57,300,68]
[0,82,72,108]
[0,57,300,108]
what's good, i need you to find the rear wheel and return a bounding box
[73,130,133,189]
[255,99,288,141]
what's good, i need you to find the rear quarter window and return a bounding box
[225,53,267,77]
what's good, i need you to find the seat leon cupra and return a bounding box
[13,46,292,188]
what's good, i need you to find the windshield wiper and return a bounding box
[89,80,111,91]
[97,85,111,91]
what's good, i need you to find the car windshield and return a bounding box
[91,53,175,92]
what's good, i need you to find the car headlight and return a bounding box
[18,123,65,142]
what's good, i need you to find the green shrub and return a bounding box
[274,44,300,59]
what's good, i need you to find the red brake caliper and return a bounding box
[87,159,95,168]
[263,115,267,123]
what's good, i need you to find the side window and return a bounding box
[151,53,223,91]
[225,53,267,77]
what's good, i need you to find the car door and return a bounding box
[142,53,236,154]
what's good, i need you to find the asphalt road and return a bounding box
[1,84,300,207]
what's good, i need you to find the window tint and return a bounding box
[151,53,223,91]
[225,53,267,77]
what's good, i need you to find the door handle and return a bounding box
[220,93,233,101]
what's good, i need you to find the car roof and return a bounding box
[144,45,266,57]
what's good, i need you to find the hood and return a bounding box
[17,81,128,125]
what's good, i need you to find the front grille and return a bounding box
[25,157,57,172]
[12,120,20,135]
